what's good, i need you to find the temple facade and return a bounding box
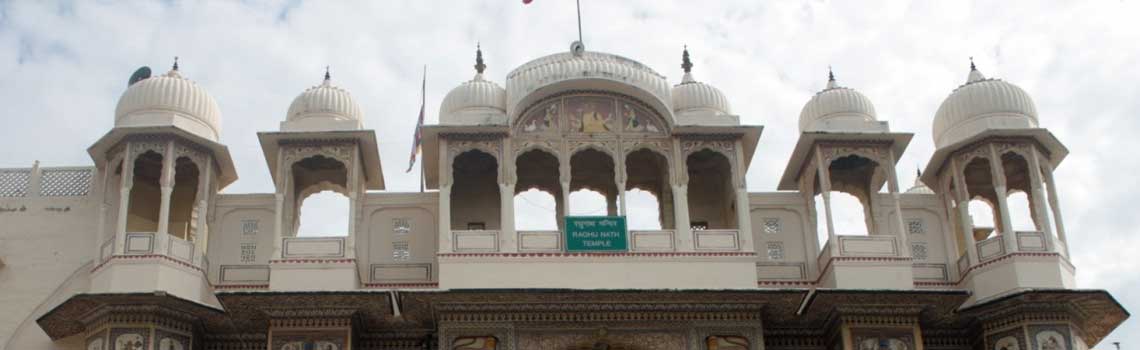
[0,44,1127,350]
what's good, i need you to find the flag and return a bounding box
[406,66,426,173]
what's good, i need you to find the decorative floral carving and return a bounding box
[282,143,354,167]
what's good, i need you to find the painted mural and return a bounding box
[452,336,498,349]
[114,334,145,350]
[706,335,749,350]
[516,93,667,136]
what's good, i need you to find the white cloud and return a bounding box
[1,0,1137,342]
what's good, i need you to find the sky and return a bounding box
[1,0,1138,344]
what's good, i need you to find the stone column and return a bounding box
[815,148,838,256]
[499,182,517,252]
[272,148,286,259]
[951,158,980,266]
[672,184,692,251]
[886,148,910,257]
[733,139,752,251]
[346,145,361,259]
[155,141,176,255]
[439,139,452,253]
[1026,146,1057,252]
[194,159,213,257]
[988,145,1017,254]
[606,192,618,216]
[114,143,134,255]
[1043,165,1070,257]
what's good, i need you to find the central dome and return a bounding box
[504,49,671,124]
[282,74,363,131]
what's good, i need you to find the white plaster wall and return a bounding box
[439,259,757,289]
[207,194,276,284]
[362,192,439,283]
[0,167,100,349]
[749,192,813,281]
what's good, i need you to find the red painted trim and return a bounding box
[91,254,205,274]
[269,258,357,264]
[437,252,757,258]
[362,282,440,289]
[757,280,815,287]
[214,284,270,290]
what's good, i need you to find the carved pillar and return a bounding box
[114,143,134,255]
[988,145,1017,254]
[156,140,176,254]
[672,184,692,250]
[1026,146,1057,252]
[194,158,213,255]
[346,145,361,259]
[1043,165,1070,256]
[886,148,910,257]
[499,182,517,252]
[439,138,453,253]
[273,148,286,259]
[815,147,838,255]
[951,157,979,266]
[606,192,618,216]
[733,139,752,250]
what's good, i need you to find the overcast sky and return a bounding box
[1,0,1137,344]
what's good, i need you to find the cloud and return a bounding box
[1,0,1137,343]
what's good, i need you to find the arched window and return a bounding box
[625,148,672,230]
[168,157,199,240]
[625,189,662,230]
[451,150,500,230]
[570,148,617,216]
[968,199,997,239]
[296,191,350,237]
[1006,191,1035,231]
[829,191,868,236]
[515,149,561,230]
[127,150,163,233]
[687,150,734,229]
[514,188,558,230]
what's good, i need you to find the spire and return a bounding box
[172,56,179,71]
[324,65,331,81]
[966,56,986,83]
[474,43,486,74]
[681,45,693,73]
[826,66,838,89]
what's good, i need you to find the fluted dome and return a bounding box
[115,68,222,141]
[798,75,880,132]
[672,73,732,122]
[932,66,1038,148]
[439,73,507,125]
[907,170,934,194]
[282,75,363,131]
[505,49,671,123]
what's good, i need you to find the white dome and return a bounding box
[907,170,934,194]
[283,76,363,131]
[439,73,507,125]
[798,75,880,132]
[672,73,732,118]
[932,67,1038,148]
[115,69,222,141]
[505,50,671,122]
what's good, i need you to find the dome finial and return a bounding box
[324,65,331,81]
[474,42,486,74]
[826,66,838,89]
[681,45,693,74]
[172,56,179,71]
[966,56,986,83]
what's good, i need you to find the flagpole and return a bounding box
[419,64,426,193]
[576,0,583,44]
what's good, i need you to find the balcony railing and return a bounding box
[630,230,675,252]
[282,236,347,258]
[817,235,902,271]
[452,230,499,252]
[102,232,208,271]
[517,230,561,252]
[693,229,740,251]
[447,228,743,253]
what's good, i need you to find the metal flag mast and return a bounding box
[576,0,583,45]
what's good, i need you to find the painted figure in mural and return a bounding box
[578,102,611,133]
[622,104,659,133]
[1037,332,1066,350]
[158,337,184,350]
[706,335,749,350]
[452,336,497,350]
[87,339,104,350]
[115,334,145,350]
[524,103,559,132]
[995,337,1020,350]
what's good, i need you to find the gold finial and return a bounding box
[681,45,692,73]
[474,42,486,74]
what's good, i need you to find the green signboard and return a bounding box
[565,216,628,252]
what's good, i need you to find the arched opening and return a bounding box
[290,155,349,237]
[126,150,163,233]
[830,191,869,236]
[568,189,608,216]
[687,150,735,229]
[451,150,500,230]
[968,199,997,240]
[570,148,617,216]
[167,157,199,240]
[1000,152,1040,232]
[514,188,558,230]
[515,149,561,230]
[1006,191,1035,231]
[296,191,350,237]
[625,189,662,230]
[625,148,672,230]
